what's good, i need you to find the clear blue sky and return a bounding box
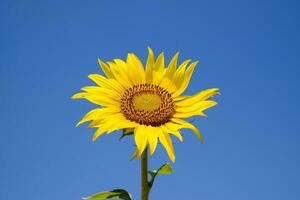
[1,0,300,199]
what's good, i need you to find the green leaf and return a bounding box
[148,163,173,189]
[82,189,133,200]
[156,163,173,174]
[119,129,134,140]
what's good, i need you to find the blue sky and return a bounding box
[1,0,300,199]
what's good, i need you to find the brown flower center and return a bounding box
[120,84,175,126]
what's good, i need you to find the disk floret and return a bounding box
[121,84,175,126]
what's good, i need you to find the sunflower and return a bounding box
[72,48,219,162]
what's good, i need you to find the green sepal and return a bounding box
[148,163,173,189]
[82,189,133,200]
[119,128,134,140]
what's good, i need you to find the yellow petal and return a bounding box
[145,47,155,83]
[88,74,124,94]
[107,61,133,88]
[112,58,127,70]
[161,124,183,142]
[177,101,217,113]
[171,59,191,88]
[173,96,189,101]
[76,107,119,127]
[113,58,127,68]
[71,92,120,107]
[147,126,158,156]
[92,115,137,141]
[170,131,183,142]
[98,58,114,78]
[131,148,139,160]
[175,88,220,107]
[166,52,179,74]
[113,59,131,77]
[88,119,102,128]
[88,114,125,129]
[87,114,118,128]
[113,59,136,86]
[80,86,121,100]
[134,125,148,156]
[92,118,119,141]
[131,53,145,77]
[92,127,107,141]
[153,52,165,71]
[175,101,217,118]
[173,112,206,119]
[161,59,191,94]
[152,52,166,85]
[159,52,179,92]
[172,61,198,97]
[106,120,138,134]
[126,53,145,84]
[71,92,86,99]
[171,118,203,143]
[91,114,137,129]
[159,129,176,162]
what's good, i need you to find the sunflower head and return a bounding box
[72,48,219,162]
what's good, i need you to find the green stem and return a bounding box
[141,147,149,200]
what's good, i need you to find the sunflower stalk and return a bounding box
[141,147,150,200]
